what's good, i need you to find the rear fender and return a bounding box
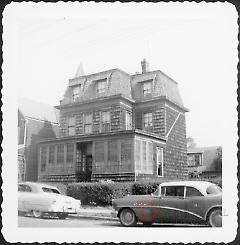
[205,206,222,221]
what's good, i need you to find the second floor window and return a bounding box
[125,111,132,130]
[67,116,75,136]
[187,154,202,167]
[101,111,110,132]
[84,113,92,134]
[73,85,81,102]
[143,81,152,96]
[97,79,107,95]
[143,112,153,131]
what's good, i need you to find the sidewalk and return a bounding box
[70,206,118,221]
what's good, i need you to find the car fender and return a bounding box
[205,205,222,221]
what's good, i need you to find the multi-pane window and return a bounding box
[66,143,74,164]
[125,111,132,130]
[143,81,152,95]
[101,111,110,132]
[121,141,132,162]
[156,147,164,177]
[187,154,202,167]
[73,85,81,102]
[57,144,64,164]
[143,112,153,131]
[84,113,92,134]
[40,146,47,172]
[67,116,75,136]
[97,79,107,95]
[49,145,55,165]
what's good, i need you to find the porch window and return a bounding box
[48,145,55,165]
[57,144,64,164]
[143,81,152,96]
[40,146,47,172]
[67,116,76,136]
[101,111,110,132]
[97,79,107,96]
[84,113,92,134]
[66,143,74,164]
[143,112,153,132]
[156,147,164,177]
[72,85,81,102]
[120,140,132,172]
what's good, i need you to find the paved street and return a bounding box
[18,215,207,228]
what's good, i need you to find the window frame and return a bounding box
[72,85,82,102]
[156,147,164,177]
[142,81,152,96]
[101,111,111,132]
[125,111,132,130]
[83,113,93,134]
[143,112,153,131]
[67,116,76,136]
[97,79,107,95]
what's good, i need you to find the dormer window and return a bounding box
[73,85,81,102]
[97,79,107,96]
[143,81,152,96]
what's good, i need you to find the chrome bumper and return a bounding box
[111,210,118,218]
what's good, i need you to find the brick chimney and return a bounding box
[141,58,149,73]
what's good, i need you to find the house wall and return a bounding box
[59,100,133,137]
[164,105,188,178]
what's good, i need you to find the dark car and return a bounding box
[112,181,222,227]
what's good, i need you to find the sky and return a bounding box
[4,2,238,147]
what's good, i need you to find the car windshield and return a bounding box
[206,184,222,195]
[42,187,61,194]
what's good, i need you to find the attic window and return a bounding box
[143,81,152,96]
[97,79,107,96]
[73,85,82,102]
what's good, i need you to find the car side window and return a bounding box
[186,187,203,197]
[18,184,32,192]
[42,187,61,194]
[165,186,184,197]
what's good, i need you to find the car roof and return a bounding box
[160,181,215,190]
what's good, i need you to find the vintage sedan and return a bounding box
[18,182,81,219]
[112,181,222,227]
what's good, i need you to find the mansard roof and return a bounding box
[131,70,185,108]
[59,64,187,111]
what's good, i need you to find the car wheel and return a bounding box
[119,208,137,227]
[208,209,222,227]
[32,210,43,218]
[58,213,68,219]
[143,222,153,227]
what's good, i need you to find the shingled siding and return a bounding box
[164,106,188,178]
[134,105,165,136]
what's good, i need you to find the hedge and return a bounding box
[44,177,222,207]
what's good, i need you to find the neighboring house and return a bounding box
[18,97,59,182]
[187,146,222,178]
[38,59,189,182]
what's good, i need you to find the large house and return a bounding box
[18,97,59,182]
[38,59,189,182]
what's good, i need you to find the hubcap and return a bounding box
[33,210,42,218]
[210,211,222,227]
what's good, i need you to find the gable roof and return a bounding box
[18,97,59,124]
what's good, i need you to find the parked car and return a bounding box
[112,181,222,227]
[18,182,81,219]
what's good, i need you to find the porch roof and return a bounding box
[37,129,166,144]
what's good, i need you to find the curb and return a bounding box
[69,213,118,221]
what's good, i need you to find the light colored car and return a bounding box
[112,181,222,227]
[18,182,81,219]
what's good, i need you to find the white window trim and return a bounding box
[156,147,164,177]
